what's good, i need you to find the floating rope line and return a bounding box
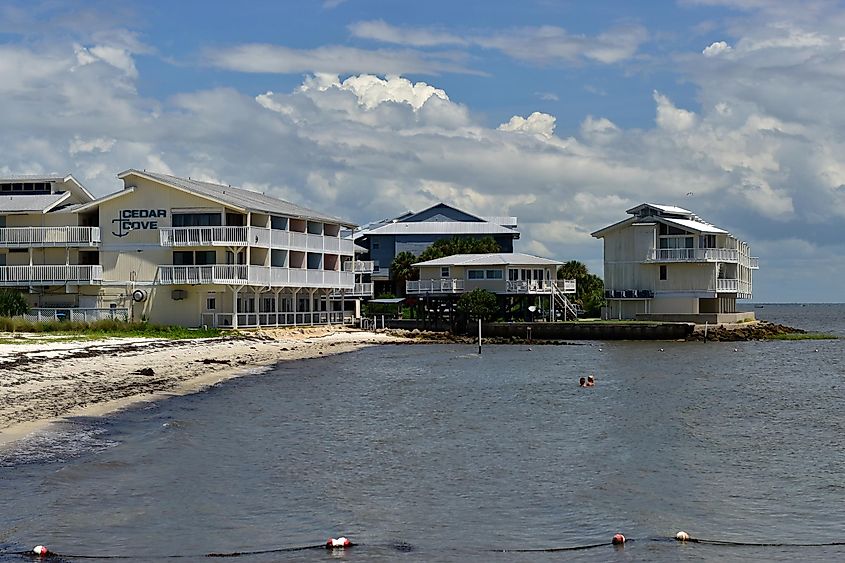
[3,533,844,560]
[684,538,845,548]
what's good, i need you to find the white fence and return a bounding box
[0,265,103,285]
[201,311,347,328]
[20,307,128,323]
[506,279,576,294]
[0,227,100,246]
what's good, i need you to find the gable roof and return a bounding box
[117,169,354,226]
[593,203,730,238]
[0,193,71,213]
[362,221,520,237]
[403,202,486,223]
[413,252,560,267]
[0,174,95,203]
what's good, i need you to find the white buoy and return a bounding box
[327,537,352,548]
[33,545,49,556]
[675,531,690,542]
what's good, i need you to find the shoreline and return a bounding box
[0,328,407,449]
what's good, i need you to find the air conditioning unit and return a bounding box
[171,289,187,301]
[132,289,148,302]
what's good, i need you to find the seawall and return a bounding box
[482,321,695,341]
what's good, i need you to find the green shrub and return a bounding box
[0,289,29,317]
[457,288,498,322]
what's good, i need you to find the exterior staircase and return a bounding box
[553,284,580,320]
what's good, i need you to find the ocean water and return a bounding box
[1,304,843,562]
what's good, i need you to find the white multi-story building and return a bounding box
[1,170,366,328]
[592,203,759,322]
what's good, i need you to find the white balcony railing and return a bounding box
[0,227,100,247]
[343,260,375,273]
[156,265,354,288]
[160,227,249,247]
[747,256,760,269]
[406,279,465,294]
[558,279,576,294]
[647,248,741,262]
[330,282,374,297]
[159,226,354,256]
[716,279,751,295]
[0,265,103,285]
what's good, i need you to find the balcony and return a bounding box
[406,279,465,294]
[329,282,374,298]
[0,227,100,247]
[159,226,354,255]
[505,279,576,294]
[0,265,103,285]
[716,279,751,295]
[156,265,354,288]
[343,260,375,273]
[646,248,743,263]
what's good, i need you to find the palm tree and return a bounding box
[391,251,419,295]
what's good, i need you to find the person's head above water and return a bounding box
[579,377,586,386]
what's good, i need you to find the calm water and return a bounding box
[1,305,844,562]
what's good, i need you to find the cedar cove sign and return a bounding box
[112,209,167,237]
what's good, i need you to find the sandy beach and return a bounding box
[0,328,407,448]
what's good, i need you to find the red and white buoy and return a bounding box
[326,536,352,548]
[33,545,49,557]
[612,533,626,545]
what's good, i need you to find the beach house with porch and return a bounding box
[591,203,759,322]
[353,203,520,294]
[406,253,578,321]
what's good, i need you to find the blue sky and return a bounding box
[2,0,845,302]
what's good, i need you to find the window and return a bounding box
[174,251,194,265]
[195,251,216,265]
[700,234,716,248]
[206,294,217,310]
[0,254,5,266]
[271,216,288,230]
[659,265,667,280]
[441,267,450,277]
[468,269,502,280]
[508,269,519,281]
[172,213,221,227]
[226,213,245,226]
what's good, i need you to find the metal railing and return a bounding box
[406,279,465,294]
[0,265,103,285]
[157,265,354,288]
[0,226,100,246]
[20,307,128,323]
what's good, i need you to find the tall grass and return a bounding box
[0,317,222,339]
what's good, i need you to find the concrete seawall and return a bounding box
[482,321,695,340]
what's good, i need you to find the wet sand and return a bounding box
[0,328,407,448]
